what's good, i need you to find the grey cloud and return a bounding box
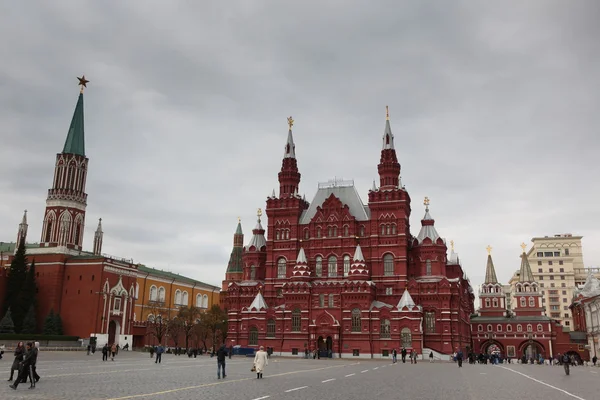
[1,0,599,289]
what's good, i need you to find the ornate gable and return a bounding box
[311,194,356,225]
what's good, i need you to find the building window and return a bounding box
[548,261,553,265]
[386,287,393,295]
[276,231,280,240]
[158,287,166,302]
[506,325,512,332]
[196,294,202,307]
[517,324,522,332]
[292,308,301,332]
[537,324,543,332]
[497,324,502,332]
[315,256,323,277]
[401,327,412,348]
[537,252,543,257]
[559,261,563,266]
[527,324,533,332]
[359,226,365,237]
[328,294,334,308]
[560,276,565,280]
[478,325,483,332]
[250,265,256,280]
[277,257,287,278]
[520,297,526,307]
[319,294,324,307]
[304,229,309,240]
[565,321,570,326]
[343,255,350,276]
[426,259,432,276]
[487,324,492,332]
[529,297,535,307]
[380,319,391,338]
[351,308,361,332]
[425,312,435,333]
[332,226,337,236]
[316,227,321,238]
[538,261,542,266]
[182,291,188,305]
[267,319,276,338]
[485,298,490,308]
[493,298,498,308]
[383,254,394,276]
[113,297,121,311]
[147,314,155,322]
[150,286,158,301]
[328,256,338,277]
[538,268,543,273]
[392,224,396,234]
[565,249,569,255]
[175,290,182,305]
[343,225,349,237]
[249,327,258,345]
[381,225,386,235]
[202,294,209,308]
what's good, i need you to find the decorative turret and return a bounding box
[478,246,506,317]
[93,218,103,255]
[278,116,301,198]
[348,244,369,279]
[40,76,90,251]
[415,197,442,245]
[248,290,268,311]
[378,106,401,189]
[245,209,267,252]
[291,247,311,279]
[16,210,28,249]
[412,197,447,277]
[513,243,544,317]
[242,209,267,281]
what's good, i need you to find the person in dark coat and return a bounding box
[216,344,227,379]
[9,342,35,390]
[8,342,24,382]
[401,347,407,363]
[25,342,40,384]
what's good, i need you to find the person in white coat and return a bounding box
[253,346,268,379]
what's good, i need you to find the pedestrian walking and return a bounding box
[392,348,397,363]
[110,344,117,361]
[456,348,463,368]
[229,344,233,360]
[592,355,597,366]
[217,345,227,379]
[101,344,109,361]
[253,346,269,379]
[8,342,24,382]
[401,347,407,363]
[155,345,164,364]
[429,351,434,363]
[8,342,35,390]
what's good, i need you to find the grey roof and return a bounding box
[283,129,295,158]
[245,217,266,251]
[471,315,551,322]
[484,254,499,284]
[370,300,393,310]
[382,118,395,150]
[296,247,307,263]
[397,289,419,311]
[518,252,536,283]
[248,291,268,311]
[299,183,370,224]
[353,244,365,262]
[415,208,441,244]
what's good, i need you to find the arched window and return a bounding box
[292,308,301,332]
[426,259,432,276]
[267,319,276,337]
[202,294,209,308]
[249,327,258,345]
[250,265,256,280]
[507,325,512,332]
[401,327,412,348]
[315,256,323,277]
[485,298,491,308]
[359,226,365,237]
[527,324,533,332]
[158,287,166,302]
[487,324,492,332]
[343,225,349,237]
[391,224,396,234]
[492,298,498,308]
[520,297,526,307]
[517,324,523,332]
[380,319,391,338]
[386,225,391,235]
[319,294,325,307]
[328,226,332,237]
[182,291,188,306]
[175,290,182,305]
[196,294,202,307]
[332,226,337,237]
[343,255,351,277]
[351,308,361,332]
[497,324,502,332]
[316,227,322,238]
[147,314,155,322]
[478,324,483,332]
[328,256,337,277]
[381,225,386,235]
[528,297,535,307]
[425,311,435,333]
[277,257,287,278]
[275,230,280,240]
[537,324,543,332]
[328,294,334,308]
[304,229,309,240]
[150,286,158,301]
[383,254,394,276]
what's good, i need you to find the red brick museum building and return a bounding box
[222,112,475,358]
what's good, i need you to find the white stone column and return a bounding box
[122,296,128,335]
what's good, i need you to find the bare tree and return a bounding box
[146,302,169,345]
[168,318,184,349]
[178,306,201,349]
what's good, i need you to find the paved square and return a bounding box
[1,352,598,400]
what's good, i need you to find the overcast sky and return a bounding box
[1,1,598,289]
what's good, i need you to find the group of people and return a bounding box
[391,347,419,364]
[7,341,40,390]
[213,344,269,380]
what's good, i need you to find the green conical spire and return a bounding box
[62,92,85,156]
[235,219,243,235]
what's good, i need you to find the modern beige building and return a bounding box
[508,234,599,330]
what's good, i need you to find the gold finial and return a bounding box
[520,242,527,252]
[237,216,241,223]
[386,105,389,120]
[77,75,89,93]
[424,196,430,207]
[287,116,294,130]
[450,240,455,251]
[486,245,492,255]
[257,208,262,218]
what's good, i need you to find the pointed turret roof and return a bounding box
[415,197,441,244]
[245,209,267,251]
[21,210,27,225]
[296,247,307,264]
[397,289,417,311]
[518,243,535,283]
[95,218,103,233]
[235,220,243,235]
[248,291,267,311]
[291,247,311,279]
[63,92,86,156]
[353,244,365,262]
[382,106,395,150]
[371,179,377,191]
[283,128,296,158]
[484,246,498,284]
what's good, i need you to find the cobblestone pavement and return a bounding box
[1,352,598,400]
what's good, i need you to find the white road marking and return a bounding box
[500,367,587,400]
[590,371,597,374]
[345,373,355,377]
[322,378,336,383]
[285,386,308,393]
[361,370,368,373]
[480,373,487,375]
[252,397,270,400]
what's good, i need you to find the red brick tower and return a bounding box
[513,243,544,317]
[478,246,506,317]
[411,197,448,278]
[40,76,90,251]
[243,210,267,281]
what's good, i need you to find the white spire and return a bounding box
[371,179,377,191]
[353,244,365,262]
[284,128,296,158]
[382,106,395,150]
[271,188,276,198]
[16,209,28,248]
[296,247,307,264]
[249,291,268,311]
[93,218,103,255]
[397,289,417,311]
